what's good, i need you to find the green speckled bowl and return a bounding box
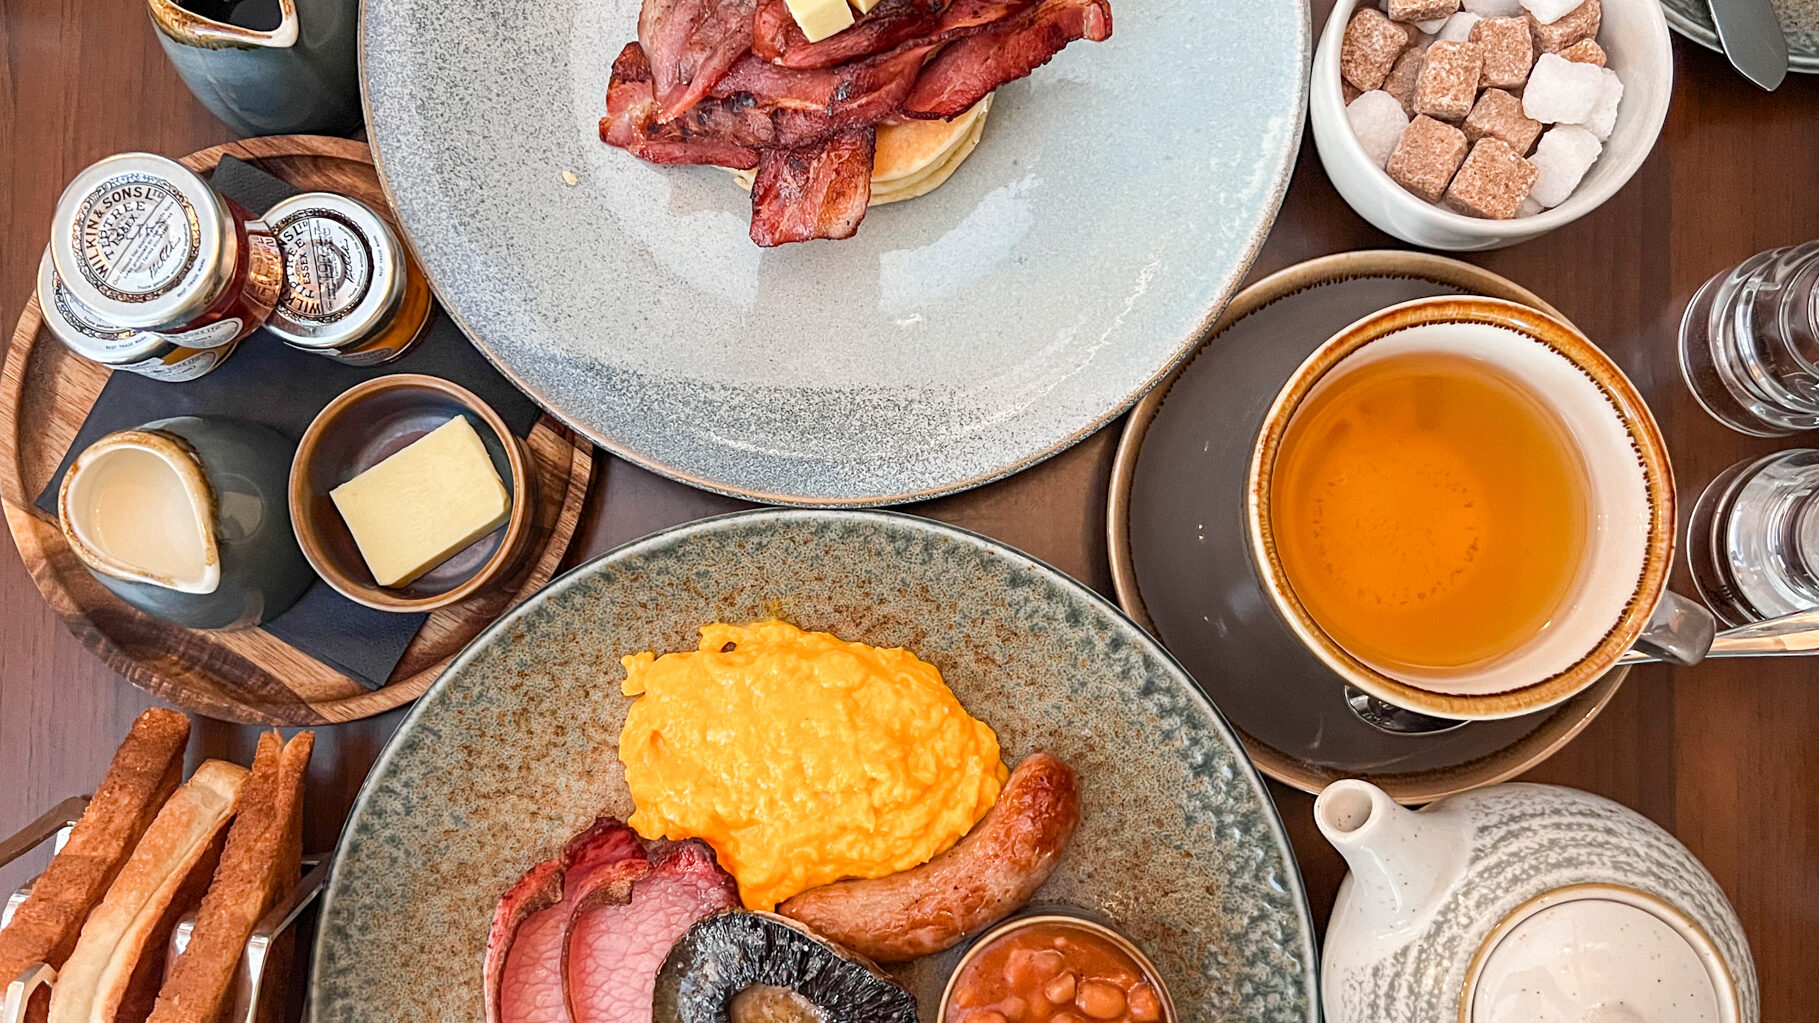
[308,509,1318,1022]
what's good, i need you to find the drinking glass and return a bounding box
[1679,240,1819,436]
[1687,449,1819,627]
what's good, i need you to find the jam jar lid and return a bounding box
[49,153,240,332]
[263,193,408,351]
[35,246,170,365]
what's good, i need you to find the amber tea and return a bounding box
[1269,350,1591,677]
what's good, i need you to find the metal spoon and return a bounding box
[1711,0,1789,91]
[1346,605,1819,736]
[1619,605,1819,662]
[1345,687,1469,735]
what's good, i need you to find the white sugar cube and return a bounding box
[1520,0,1582,23]
[1573,67,1623,140]
[1518,197,1545,217]
[1523,53,1607,124]
[1436,11,1481,39]
[1464,0,1524,14]
[1347,90,1412,166]
[1528,124,1602,207]
[1417,15,1451,31]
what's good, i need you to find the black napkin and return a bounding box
[36,156,542,689]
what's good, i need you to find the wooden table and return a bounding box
[3,0,1815,1016]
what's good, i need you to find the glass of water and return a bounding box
[1679,240,1819,436]
[1687,449,1819,626]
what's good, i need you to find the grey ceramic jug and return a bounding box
[147,0,361,137]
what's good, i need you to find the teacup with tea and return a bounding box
[1247,297,1711,720]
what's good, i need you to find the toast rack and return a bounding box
[1,796,329,1023]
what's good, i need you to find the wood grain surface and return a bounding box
[2,0,1816,1018]
[0,137,595,725]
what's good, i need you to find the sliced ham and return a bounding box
[902,0,1111,119]
[486,820,650,1023]
[563,841,741,1023]
[749,129,877,246]
[637,0,759,119]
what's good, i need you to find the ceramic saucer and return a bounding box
[1107,251,1626,803]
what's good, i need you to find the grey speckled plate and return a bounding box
[360,0,1308,505]
[307,510,1318,1022]
[1660,0,1819,71]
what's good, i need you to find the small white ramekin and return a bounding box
[1310,0,1674,251]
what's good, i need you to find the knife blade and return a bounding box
[1711,0,1790,91]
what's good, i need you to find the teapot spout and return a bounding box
[1315,779,1468,931]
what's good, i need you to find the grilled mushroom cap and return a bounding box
[653,911,918,1023]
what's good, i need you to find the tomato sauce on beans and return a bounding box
[946,923,1166,1023]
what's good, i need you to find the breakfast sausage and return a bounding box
[777,752,1080,963]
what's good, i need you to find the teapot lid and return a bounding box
[1466,885,1736,1023]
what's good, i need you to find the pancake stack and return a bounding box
[730,96,991,207]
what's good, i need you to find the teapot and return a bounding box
[1314,780,1758,1023]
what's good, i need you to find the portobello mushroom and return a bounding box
[653,911,918,1023]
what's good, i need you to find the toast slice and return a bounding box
[0,710,190,1023]
[146,731,312,1023]
[47,761,247,1023]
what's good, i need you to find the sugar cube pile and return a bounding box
[1342,0,1621,218]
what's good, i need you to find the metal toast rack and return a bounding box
[0,796,329,1023]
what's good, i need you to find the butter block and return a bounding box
[788,0,854,42]
[330,416,510,587]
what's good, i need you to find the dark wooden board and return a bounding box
[0,136,595,724]
[1,1,1817,1021]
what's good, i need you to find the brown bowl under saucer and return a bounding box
[290,374,534,612]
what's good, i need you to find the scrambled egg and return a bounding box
[618,620,1008,910]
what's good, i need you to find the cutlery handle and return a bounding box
[0,795,89,870]
[1619,605,1819,664]
[1702,607,1819,657]
[1711,0,1790,90]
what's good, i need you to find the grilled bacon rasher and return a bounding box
[600,0,1113,245]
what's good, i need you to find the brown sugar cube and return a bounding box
[1342,8,1412,91]
[1413,41,1483,121]
[1528,0,1601,52]
[1388,0,1459,21]
[1462,88,1541,153]
[1382,46,1426,115]
[1469,17,1534,88]
[1386,115,1470,203]
[1558,38,1607,66]
[1444,137,1539,218]
[1344,79,1364,103]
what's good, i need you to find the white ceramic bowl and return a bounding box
[1311,0,1674,250]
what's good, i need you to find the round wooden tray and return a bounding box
[0,135,595,726]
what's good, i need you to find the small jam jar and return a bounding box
[48,152,282,343]
[36,248,240,382]
[262,192,432,366]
